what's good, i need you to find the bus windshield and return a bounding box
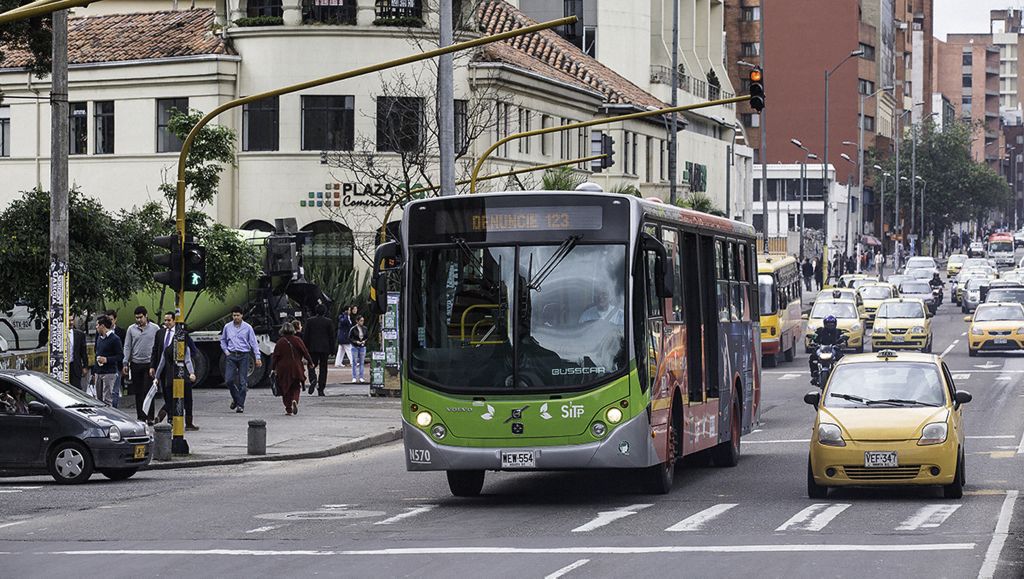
[758,274,775,316]
[990,241,1013,253]
[408,243,628,392]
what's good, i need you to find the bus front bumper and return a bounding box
[403,411,659,472]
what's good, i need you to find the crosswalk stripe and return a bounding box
[896,504,961,531]
[665,504,738,532]
[571,504,653,533]
[775,503,851,532]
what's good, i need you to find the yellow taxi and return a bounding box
[856,282,897,324]
[804,350,971,499]
[965,302,1024,357]
[838,273,867,288]
[804,297,865,353]
[946,254,966,276]
[870,298,933,352]
[817,288,865,318]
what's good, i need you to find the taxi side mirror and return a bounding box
[926,309,934,318]
[962,316,972,323]
[803,391,821,407]
[954,390,972,407]
[801,313,809,320]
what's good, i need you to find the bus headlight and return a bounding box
[415,411,432,427]
[591,422,607,437]
[430,424,446,439]
[606,407,623,424]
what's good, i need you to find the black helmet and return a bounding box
[932,272,940,279]
[823,315,838,330]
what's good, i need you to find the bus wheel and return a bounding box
[446,470,485,497]
[711,400,741,467]
[763,353,779,368]
[783,341,796,362]
[644,420,678,494]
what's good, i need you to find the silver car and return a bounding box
[962,277,991,313]
[899,281,938,313]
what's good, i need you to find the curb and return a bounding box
[143,428,403,471]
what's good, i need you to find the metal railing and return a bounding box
[375,0,422,20]
[649,65,735,108]
[303,0,357,24]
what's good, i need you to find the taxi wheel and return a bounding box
[923,339,933,353]
[446,470,485,497]
[968,348,978,358]
[943,452,965,499]
[807,459,829,499]
[47,441,94,485]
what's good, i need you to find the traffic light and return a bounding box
[183,240,207,292]
[153,234,182,291]
[601,133,616,168]
[749,68,765,112]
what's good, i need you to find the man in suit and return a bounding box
[303,305,335,396]
[104,310,128,408]
[150,312,199,431]
[67,313,89,390]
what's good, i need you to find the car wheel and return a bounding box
[100,468,138,481]
[643,417,679,494]
[968,348,977,357]
[763,352,779,368]
[923,339,933,353]
[446,470,485,497]
[807,459,829,499]
[943,452,965,499]
[47,441,94,484]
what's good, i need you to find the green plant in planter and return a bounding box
[233,16,284,27]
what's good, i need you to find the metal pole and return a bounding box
[845,172,853,258]
[725,142,732,219]
[823,68,830,282]
[857,94,865,258]
[438,0,455,196]
[760,1,768,252]
[920,180,926,252]
[799,160,805,259]
[910,123,917,255]
[894,113,902,268]
[669,0,679,204]
[47,9,69,382]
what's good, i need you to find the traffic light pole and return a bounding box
[167,17,576,453]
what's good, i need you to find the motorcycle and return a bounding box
[810,338,847,389]
[931,287,943,312]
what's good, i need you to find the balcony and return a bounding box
[649,65,736,108]
[374,0,423,27]
[302,0,357,24]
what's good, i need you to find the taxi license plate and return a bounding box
[864,451,898,468]
[995,338,1008,345]
[501,451,535,469]
[133,445,146,459]
[893,336,905,343]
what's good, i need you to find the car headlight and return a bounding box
[909,326,925,334]
[415,411,432,427]
[850,324,861,332]
[1016,327,1024,334]
[817,423,846,447]
[606,407,623,424]
[873,327,886,335]
[108,425,121,442]
[971,327,984,335]
[918,422,948,446]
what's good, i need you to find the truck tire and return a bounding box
[218,353,271,388]
[192,349,211,388]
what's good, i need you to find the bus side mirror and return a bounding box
[641,232,673,299]
[370,241,402,316]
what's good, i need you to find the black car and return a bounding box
[0,370,152,484]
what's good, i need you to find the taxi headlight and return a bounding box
[850,323,861,332]
[909,326,925,334]
[606,407,623,424]
[415,411,432,427]
[872,327,886,336]
[817,423,846,447]
[1016,327,1024,335]
[971,327,984,335]
[918,422,948,446]
[107,425,121,442]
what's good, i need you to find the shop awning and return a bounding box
[860,235,882,247]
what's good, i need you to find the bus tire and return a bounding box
[446,470,485,497]
[711,399,741,467]
[645,401,681,494]
[763,353,779,368]
[784,341,796,362]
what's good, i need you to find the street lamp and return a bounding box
[840,152,857,259]
[909,109,939,256]
[916,175,927,252]
[791,138,814,259]
[873,164,892,252]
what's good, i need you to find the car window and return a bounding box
[900,282,930,293]
[986,290,1024,303]
[810,301,858,319]
[859,286,892,299]
[9,373,101,409]
[825,363,946,407]
[0,379,37,415]
[940,362,957,401]
[876,302,925,319]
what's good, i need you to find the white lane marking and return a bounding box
[245,525,283,534]
[742,439,809,444]
[665,504,738,532]
[544,559,590,579]
[974,362,1000,369]
[374,504,437,526]
[779,373,801,380]
[968,435,1017,440]
[940,342,958,358]
[33,544,977,556]
[953,373,971,380]
[896,504,962,531]
[775,503,851,532]
[571,504,653,533]
[1018,431,1024,455]
[0,521,27,530]
[978,490,1020,579]
[961,332,967,336]
[995,376,1012,381]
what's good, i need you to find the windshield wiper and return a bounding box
[528,235,581,292]
[452,237,484,277]
[829,393,874,405]
[868,398,940,407]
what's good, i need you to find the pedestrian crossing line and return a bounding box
[896,504,962,531]
[953,373,970,380]
[544,559,590,579]
[374,505,437,526]
[571,504,653,533]
[775,503,851,532]
[779,374,801,381]
[665,504,738,532]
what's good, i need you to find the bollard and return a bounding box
[153,424,172,461]
[247,419,267,456]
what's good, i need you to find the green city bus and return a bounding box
[371,191,762,496]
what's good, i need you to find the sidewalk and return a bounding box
[136,365,402,470]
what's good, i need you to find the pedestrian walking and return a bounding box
[801,259,814,292]
[272,322,314,416]
[303,304,334,396]
[335,305,355,368]
[104,310,127,408]
[846,254,856,276]
[122,306,158,424]
[875,251,884,279]
[219,306,262,414]
[67,313,88,390]
[150,312,200,430]
[814,255,824,289]
[91,316,123,405]
[349,315,368,383]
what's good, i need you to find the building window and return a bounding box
[741,42,760,57]
[454,99,468,155]
[860,114,875,131]
[631,131,638,175]
[645,136,653,182]
[375,0,423,20]
[582,25,597,58]
[560,118,570,159]
[518,108,532,154]
[156,98,188,153]
[963,51,973,66]
[69,102,87,155]
[243,96,279,152]
[302,95,354,151]
[247,0,282,17]
[302,0,357,24]
[962,74,972,88]
[0,106,9,157]
[858,79,875,96]
[660,139,667,181]
[94,101,114,155]
[741,6,760,21]
[541,115,551,156]
[377,96,423,153]
[740,78,752,92]
[741,112,760,128]
[623,131,632,174]
[859,43,875,60]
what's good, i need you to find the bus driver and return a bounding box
[579,288,624,325]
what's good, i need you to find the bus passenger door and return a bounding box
[640,226,668,429]
[680,232,705,406]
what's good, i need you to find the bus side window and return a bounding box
[661,228,684,322]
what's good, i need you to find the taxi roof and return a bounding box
[811,297,857,305]
[878,297,926,305]
[837,350,938,365]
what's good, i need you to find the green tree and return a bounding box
[541,166,586,190]
[0,2,51,77]
[676,191,726,217]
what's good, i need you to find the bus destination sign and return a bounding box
[462,206,603,233]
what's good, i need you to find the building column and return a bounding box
[283,0,303,26]
[357,0,376,26]
[229,0,245,22]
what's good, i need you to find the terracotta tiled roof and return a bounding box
[476,1,666,110]
[0,9,231,68]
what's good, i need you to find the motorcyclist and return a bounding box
[929,272,944,306]
[808,315,847,384]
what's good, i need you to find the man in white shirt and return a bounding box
[579,288,624,325]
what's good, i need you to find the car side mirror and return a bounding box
[27,401,50,416]
[803,391,821,407]
[954,390,972,407]
[801,313,809,320]
[963,316,972,323]
[926,309,934,318]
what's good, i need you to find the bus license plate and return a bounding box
[501,451,536,469]
[864,451,897,468]
[133,445,146,459]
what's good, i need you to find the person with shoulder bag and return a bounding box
[271,322,314,416]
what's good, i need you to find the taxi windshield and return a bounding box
[986,289,1024,304]
[876,302,924,319]
[974,305,1024,321]
[810,301,858,319]
[948,255,967,264]
[906,257,936,269]
[825,363,946,407]
[965,278,989,290]
[859,286,892,299]
[900,282,930,294]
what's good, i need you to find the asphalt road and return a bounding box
[1,282,1023,578]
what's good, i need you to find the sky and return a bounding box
[934,0,1024,39]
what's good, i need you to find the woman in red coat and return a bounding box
[271,322,314,415]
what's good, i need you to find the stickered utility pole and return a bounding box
[48,9,69,381]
